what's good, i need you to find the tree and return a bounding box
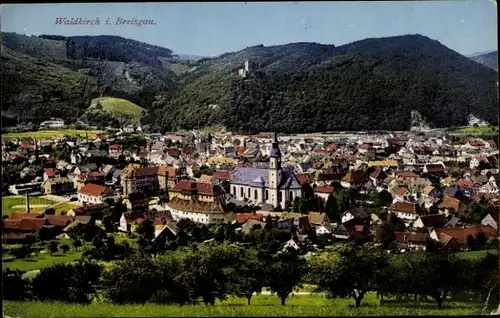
[31,261,102,303]
[375,190,393,207]
[72,238,83,251]
[60,244,70,254]
[136,219,155,241]
[44,208,56,215]
[230,248,266,305]
[466,235,477,251]
[325,193,339,222]
[375,222,396,250]
[3,268,31,300]
[47,241,58,255]
[475,231,487,248]
[12,244,32,259]
[309,243,390,308]
[265,251,306,306]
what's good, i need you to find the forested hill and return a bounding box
[150,34,498,133]
[1,32,498,132]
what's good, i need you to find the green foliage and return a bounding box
[325,194,340,222]
[60,244,70,254]
[47,241,58,255]
[2,268,32,300]
[31,261,102,303]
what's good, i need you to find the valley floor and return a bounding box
[3,294,483,317]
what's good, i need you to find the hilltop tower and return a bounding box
[268,131,282,208]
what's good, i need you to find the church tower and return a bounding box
[268,131,282,208]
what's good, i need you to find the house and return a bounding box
[421,186,442,207]
[44,178,75,195]
[108,144,122,158]
[394,187,415,203]
[456,179,481,197]
[239,219,266,234]
[235,213,264,224]
[358,143,376,157]
[43,168,60,181]
[212,170,232,184]
[341,206,370,224]
[470,155,489,169]
[423,164,445,176]
[430,225,498,246]
[40,118,64,129]
[307,212,332,234]
[437,195,462,215]
[123,192,149,211]
[78,183,115,205]
[169,180,227,204]
[68,203,108,216]
[121,165,169,196]
[412,214,448,229]
[282,238,300,251]
[394,171,419,182]
[395,232,428,251]
[481,212,499,229]
[314,186,335,201]
[442,186,464,199]
[118,211,145,232]
[341,170,368,189]
[369,168,387,186]
[74,171,106,190]
[388,202,422,223]
[166,197,233,224]
[342,217,372,242]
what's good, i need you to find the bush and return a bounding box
[61,244,70,254]
[2,268,32,300]
[31,261,102,303]
[47,241,59,255]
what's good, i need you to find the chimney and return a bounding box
[26,190,30,213]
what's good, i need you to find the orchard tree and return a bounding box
[325,194,340,222]
[230,248,266,305]
[265,250,306,306]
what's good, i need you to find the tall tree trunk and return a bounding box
[247,294,252,305]
[355,297,362,308]
[280,296,286,306]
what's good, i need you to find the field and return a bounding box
[450,125,498,135]
[3,248,84,272]
[1,129,104,141]
[89,97,144,121]
[3,294,483,317]
[49,202,80,215]
[2,196,58,217]
[455,249,498,260]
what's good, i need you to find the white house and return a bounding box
[481,213,498,230]
[78,183,115,205]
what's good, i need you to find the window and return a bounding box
[266,190,268,200]
[240,187,243,197]
[232,186,236,195]
[290,191,293,200]
[248,188,251,197]
[255,189,258,199]
[278,191,282,203]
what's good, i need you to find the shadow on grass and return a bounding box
[382,301,478,310]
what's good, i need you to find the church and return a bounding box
[230,132,302,209]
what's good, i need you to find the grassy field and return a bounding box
[2,196,58,217]
[1,129,104,141]
[455,249,498,260]
[89,97,144,122]
[50,202,80,215]
[451,125,498,135]
[3,294,482,317]
[3,249,84,272]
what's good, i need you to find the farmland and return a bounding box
[3,293,483,317]
[1,129,104,141]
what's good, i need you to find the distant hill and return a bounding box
[176,54,210,61]
[84,97,144,125]
[150,35,498,133]
[1,32,498,132]
[468,50,497,71]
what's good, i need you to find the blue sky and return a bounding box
[1,1,497,57]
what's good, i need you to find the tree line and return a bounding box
[3,243,498,310]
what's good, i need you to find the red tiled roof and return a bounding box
[359,143,374,150]
[79,183,114,197]
[167,197,226,214]
[235,146,247,154]
[296,173,314,185]
[44,168,57,177]
[109,144,122,150]
[315,186,335,194]
[122,211,145,223]
[456,179,474,189]
[167,148,181,157]
[342,170,367,183]
[183,147,195,155]
[72,203,108,215]
[45,215,74,227]
[235,213,263,224]
[396,171,419,179]
[125,166,160,178]
[10,212,44,219]
[434,225,498,244]
[212,170,232,181]
[396,187,407,196]
[390,202,421,214]
[396,232,428,243]
[327,144,337,151]
[17,218,48,231]
[172,180,224,196]
[437,195,461,211]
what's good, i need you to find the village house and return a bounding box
[314,186,335,201]
[43,168,60,181]
[123,192,149,211]
[341,170,368,189]
[118,211,146,233]
[395,232,428,251]
[307,212,332,234]
[481,212,499,229]
[68,203,108,216]
[78,183,115,205]
[44,178,75,195]
[437,195,463,215]
[108,144,122,158]
[412,214,448,229]
[388,202,422,224]
[430,225,498,246]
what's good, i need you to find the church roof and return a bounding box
[230,167,301,189]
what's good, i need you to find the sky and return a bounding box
[1,1,497,57]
